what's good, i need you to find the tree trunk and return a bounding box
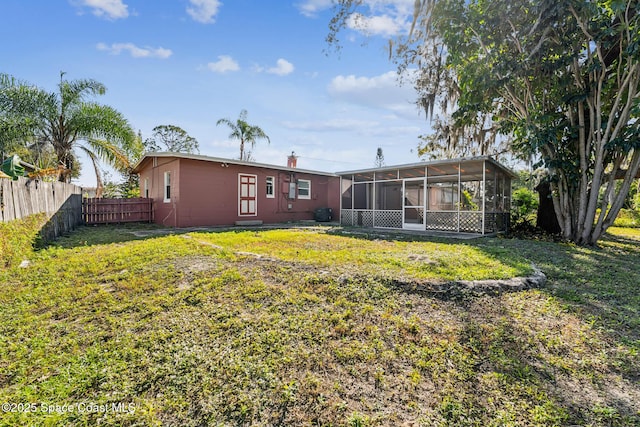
[535,181,561,234]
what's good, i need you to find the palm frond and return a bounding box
[81,138,131,171]
[69,102,135,146]
[59,75,106,114]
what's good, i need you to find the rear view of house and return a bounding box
[133,152,340,228]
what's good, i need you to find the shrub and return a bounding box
[511,188,539,226]
[613,208,640,228]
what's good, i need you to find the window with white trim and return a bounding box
[164,171,171,203]
[298,179,311,199]
[266,176,275,198]
[144,178,149,198]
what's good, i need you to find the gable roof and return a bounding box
[132,152,338,177]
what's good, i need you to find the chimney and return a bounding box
[287,151,298,168]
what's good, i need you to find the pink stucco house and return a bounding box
[133,152,340,228]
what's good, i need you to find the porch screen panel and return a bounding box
[460,180,482,211]
[341,178,353,209]
[496,172,506,212]
[375,181,402,210]
[353,183,373,209]
[484,164,496,212]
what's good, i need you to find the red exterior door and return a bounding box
[238,174,257,216]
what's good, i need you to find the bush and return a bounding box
[613,209,640,228]
[0,213,47,268]
[511,188,539,226]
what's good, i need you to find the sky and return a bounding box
[1,0,430,187]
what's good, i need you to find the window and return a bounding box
[164,171,171,203]
[266,176,274,198]
[298,179,311,199]
[144,178,149,198]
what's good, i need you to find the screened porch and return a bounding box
[338,157,514,234]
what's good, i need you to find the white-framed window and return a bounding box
[144,178,149,198]
[266,176,275,198]
[298,179,311,200]
[164,171,171,203]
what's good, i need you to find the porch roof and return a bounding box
[336,156,517,180]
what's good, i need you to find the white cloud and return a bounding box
[187,0,222,24]
[298,0,414,36]
[77,0,129,19]
[347,13,406,37]
[207,55,240,73]
[96,42,172,59]
[267,59,294,76]
[328,70,419,116]
[296,0,333,17]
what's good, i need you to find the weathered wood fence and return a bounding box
[0,176,83,241]
[83,197,152,224]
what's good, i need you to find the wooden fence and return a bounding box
[0,176,83,241]
[83,197,152,224]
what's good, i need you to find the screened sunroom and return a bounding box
[338,157,515,234]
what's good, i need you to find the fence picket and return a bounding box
[0,176,83,242]
[82,197,152,224]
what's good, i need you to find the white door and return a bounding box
[403,179,425,230]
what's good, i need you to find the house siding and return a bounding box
[138,157,180,227]
[139,156,339,228]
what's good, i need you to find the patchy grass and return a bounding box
[0,226,639,426]
[188,228,532,281]
[0,213,47,268]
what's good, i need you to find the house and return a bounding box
[337,157,516,234]
[132,152,340,228]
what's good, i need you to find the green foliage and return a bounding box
[613,209,640,228]
[0,213,46,267]
[433,0,640,244]
[216,109,270,162]
[1,226,639,425]
[460,189,478,211]
[0,72,136,193]
[512,188,539,226]
[144,124,199,154]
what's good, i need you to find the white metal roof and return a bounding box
[336,156,517,178]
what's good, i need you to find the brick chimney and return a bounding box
[287,151,298,168]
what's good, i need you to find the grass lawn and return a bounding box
[1,224,639,426]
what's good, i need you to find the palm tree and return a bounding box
[216,109,270,161]
[0,72,135,196]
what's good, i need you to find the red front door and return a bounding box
[239,174,257,216]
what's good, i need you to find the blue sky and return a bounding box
[1,0,428,186]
